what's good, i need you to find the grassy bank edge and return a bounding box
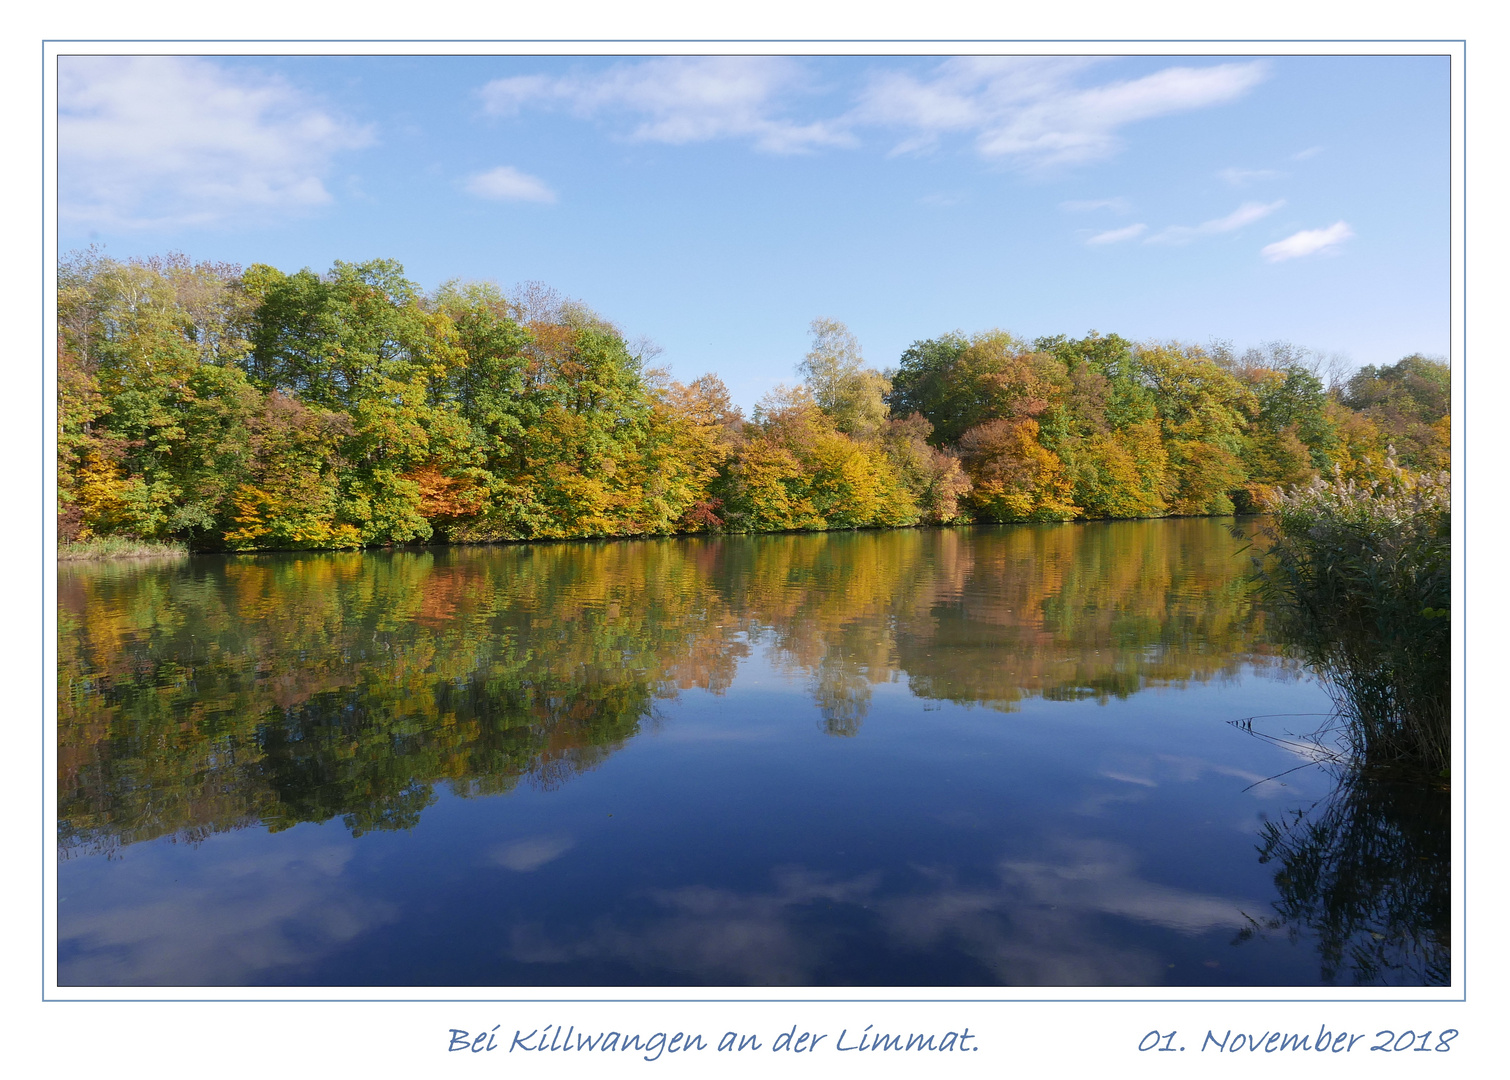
[58,538,191,561]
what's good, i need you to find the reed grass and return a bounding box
[1250,462,1450,775]
[1239,766,1448,985]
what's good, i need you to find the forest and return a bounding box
[57,251,1452,552]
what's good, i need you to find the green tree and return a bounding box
[887,333,970,443]
[1034,333,1167,518]
[1134,342,1255,515]
[1342,355,1451,472]
[243,259,471,545]
[57,251,266,543]
[1233,363,1342,508]
[799,318,892,439]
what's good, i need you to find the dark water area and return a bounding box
[56,519,1448,987]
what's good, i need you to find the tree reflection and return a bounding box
[1237,771,1448,986]
[59,520,1276,853]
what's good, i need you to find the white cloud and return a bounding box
[1217,167,1281,186]
[477,57,853,154]
[478,73,555,116]
[854,57,1268,167]
[1261,221,1355,262]
[1060,197,1130,213]
[1203,200,1287,232]
[1147,199,1285,244]
[477,57,1265,167]
[1086,223,1147,245]
[464,165,557,203]
[1292,145,1325,160]
[59,56,373,229]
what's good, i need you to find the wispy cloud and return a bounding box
[1261,221,1355,262]
[1292,145,1325,160]
[477,57,853,154]
[1085,223,1147,245]
[853,57,1269,167]
[464,165,557,203]
[477,57,1267,168]
[59,56,373,229]
[1146,199,1285,245]
[1217,166,1281,186]
[1060,197,1130,213]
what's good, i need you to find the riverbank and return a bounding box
[58,537,190,561]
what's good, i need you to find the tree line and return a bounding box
[57,251,1451,551]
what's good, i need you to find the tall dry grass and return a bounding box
[1251,461,1450,775]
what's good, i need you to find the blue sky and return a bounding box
[57,53,1449,410]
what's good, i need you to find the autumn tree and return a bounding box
[718,386,913,532]
[1033,333,1167,518]
[57,251,265,543]
[1342,354,1451,472]
[58,247,1448,551]
[1230,362,1342,509]
[875,413,972,524]
[243,259,469,545]
[799,318,892,439]
[1133,342,1255,515]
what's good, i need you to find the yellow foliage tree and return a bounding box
[958,418,1079,521]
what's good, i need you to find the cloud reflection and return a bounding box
[487,834,576,871]
[510,867,881,984]
[505,839,1260,986]
[58,839,396,986]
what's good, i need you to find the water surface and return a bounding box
[57,520,1447,986]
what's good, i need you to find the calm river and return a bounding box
[57,519,1447,986]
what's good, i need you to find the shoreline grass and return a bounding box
[58,537,191,561]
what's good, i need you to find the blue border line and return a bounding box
[1457,38,1467,1003]
[41,39,1468,1007]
